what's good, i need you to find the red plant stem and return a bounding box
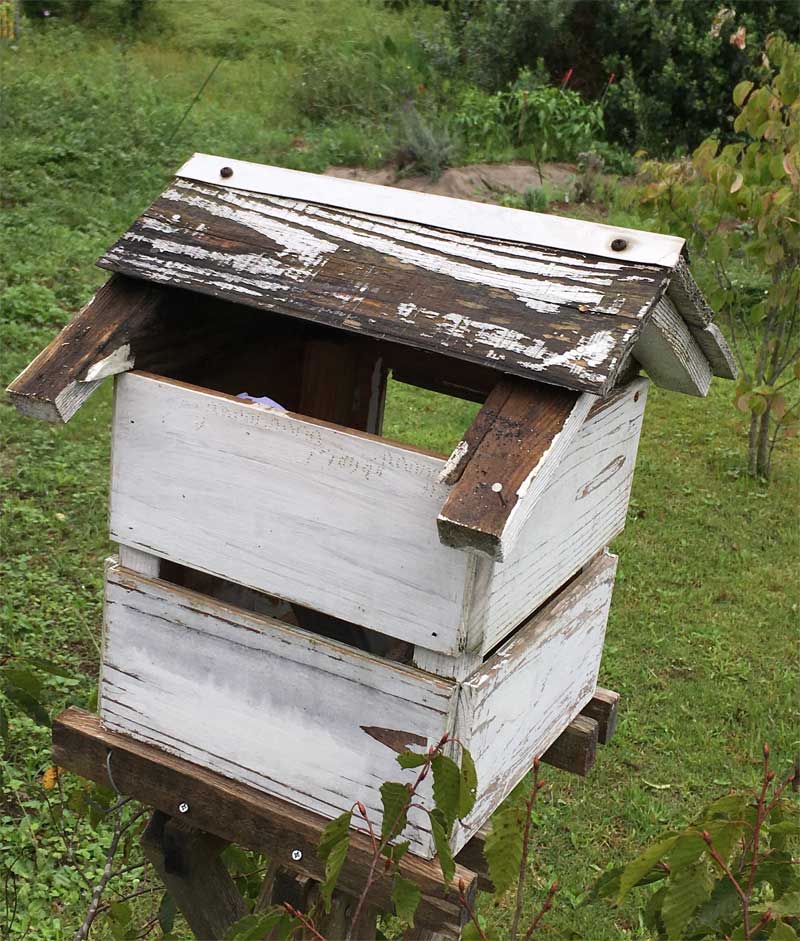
[522,881,558,941]
[284,903,327,941]
[752,910,774,935]
[510,761,540,941]
[346,745,445,940]
[458,886,489,941]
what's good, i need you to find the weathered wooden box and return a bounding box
[9,154,735,860]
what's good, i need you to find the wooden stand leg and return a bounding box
[141,811,248,939]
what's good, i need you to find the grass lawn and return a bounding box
[1,13,798,940]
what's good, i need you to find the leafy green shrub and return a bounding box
[590,745,800,940]
[395,107,460,180]
[637,34,800,479]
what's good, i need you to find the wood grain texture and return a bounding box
[109,371,470,654]
[690,321,737,380]
[6,276,159,422]
[468,378,648,656]
[437,380,594,561]
[52,708,473,933]
[581,686,619,745]
[140,813,248,939]
[454,551,618,842]
[539,714,598,776]
[97,178,672,395]
[99,561,457,857]
[177,154,686,267]
[634,296,713,396]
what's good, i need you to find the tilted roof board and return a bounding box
[97,155,684,396]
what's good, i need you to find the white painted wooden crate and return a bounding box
[99,550,617,859]
[109,371,648,664]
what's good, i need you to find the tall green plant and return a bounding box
[590,745,800,940]
[639,34,800,479]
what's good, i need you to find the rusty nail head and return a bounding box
[220,166,234,179]
[178,801,189,814]
[611,238,628,251]
[291,849,303,861]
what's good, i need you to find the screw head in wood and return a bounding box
[178,801,190,814]
[220,166,234,179]
[611,238,628,251]
[291,849,303,861]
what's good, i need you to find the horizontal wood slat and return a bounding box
[438,379,594,561]
[97,178,672,395]
[99,561,456,857]
[53,708,473,934]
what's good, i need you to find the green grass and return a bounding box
[1,12,798,940]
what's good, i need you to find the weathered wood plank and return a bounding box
[98,178,673,395]
[634,296,713,396]
[581,686,620,745]
[176,154,686,267]
[438,381,513,486]
[437,380,594,561]
[468,378,648,656]
[52,708,473,932]
[6,276,160,422]
[539,715,599,776]
[454,551,618,843]
[99,561,457,857]
[140,812,248,940]
[109,371,470,654]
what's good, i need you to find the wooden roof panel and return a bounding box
[98,178,671,395]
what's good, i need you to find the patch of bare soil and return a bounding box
[324,160,577,203]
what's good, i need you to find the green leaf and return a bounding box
[3,668,42,697]
[616,834,678,903]
[693,876,740,932]
[733,80,754,107]
[755,891,800,916]
[225,911,288,941]
[704,793,749,820]
[380,782,410,843]
[391,874,422,926]
[459,748,477,820]
[158,893,177,934]
[382,840,411,865]
[432,755,461,830]
[669,830,706,870]
[0,704,8,746]
[661,863,713,939]
[396,751,429,769]
[772,921,799,940]
[22,656,73,679]
[429,808,455,884]
[484,785,527,894]
[643,884,667,933]
[318,810,351,912]
[3,685,51,727]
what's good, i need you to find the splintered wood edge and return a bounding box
[178,153,686,267]
[6,275,158,424]
[437,381,592,561]
[52,708,474,932]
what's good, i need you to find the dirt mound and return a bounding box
[324,160,576,202]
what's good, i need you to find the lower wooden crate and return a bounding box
[99,551,617,859]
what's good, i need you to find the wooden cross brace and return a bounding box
[52,689,618,940]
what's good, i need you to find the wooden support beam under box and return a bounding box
[53,708,473,936]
